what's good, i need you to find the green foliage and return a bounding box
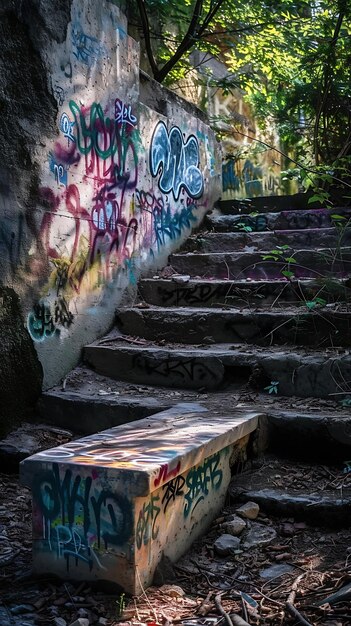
[261,246,297,278]
[131,0,351,183]
[234,222,253,232]
[224,1,351,165]
[305,297,327,310]
[281,157,351,207]
[116,593,126,618]
[264,381,279,394]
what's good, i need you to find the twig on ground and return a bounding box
[214,593,234,626]
[135,566,158,622]
[285,602,313,626]
[214,593,251,626]
[284,572,312,626]
[98,335,148,345]
[197,591,213,616]
[287,572,308,606]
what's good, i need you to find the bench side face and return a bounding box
[31,462,136,591]
[134,444,234,592]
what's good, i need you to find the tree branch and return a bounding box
[313,4,346,163]
[197,0,227,38]
[135,0,159,78]
[155,0,204,82]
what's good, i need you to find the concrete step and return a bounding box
[263,410,351,461]
[185,227,351,253]
[37,389,171,434]
[206,207,351,232]
[230,481,351,527]
[228,454,351,527]
[21,404,259,594]
[37,367,351,455]
[217,192,321,214]
[169,248,351,280]
[116,306,351,347]
[84,339,351,397]
[139,277,351,307]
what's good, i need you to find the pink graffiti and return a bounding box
[154,462,181,488]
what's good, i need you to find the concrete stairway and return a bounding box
[38,193,351,457]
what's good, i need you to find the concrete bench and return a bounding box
[20,403,260,595]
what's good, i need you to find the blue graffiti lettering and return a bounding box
[60,112,76,143]
[71,22,106,66]
[150,121,204,201]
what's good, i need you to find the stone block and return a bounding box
[20,404,259,595]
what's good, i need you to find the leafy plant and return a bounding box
[264,381,279,394]
[261,245,297,279]
[340,398,351,407]
[234,222,253,232]
[116,593,126,618]
[305,297,327,310]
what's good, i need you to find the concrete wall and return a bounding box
[0,0,221,410]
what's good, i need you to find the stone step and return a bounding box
[217,192,321,214]
[116,306,351,347]
[169,248,351,280]
[84,339,351,397]
[139,277,351,307]
[37,366,351,455]
[20,404,259,594]
[263,409,351,461]
[230,482,351,528]
[228,454,351,527]
[38,389,171,434]
[185,227,351,252]
[206,207,351,232]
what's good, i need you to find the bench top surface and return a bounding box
[21,404,260,492]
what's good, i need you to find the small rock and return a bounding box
[50,606,60,616]
[68,619,90,626]
[236,501,260,520]
[159,584,185,598]
[224,515,246,536]
[214,534,241,556]
[54,618,67,626]
[0,607,11,626]
[97,619,108,626]
[78,609,90,619]
[275,552,291,561]
[172,274,191,284]
[259,563,295,580]
[10,605,35,615]
[243,522,277,549]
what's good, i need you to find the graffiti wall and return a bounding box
[0,0,220,390]
[211,89,284,199]
[21,406,258,593]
